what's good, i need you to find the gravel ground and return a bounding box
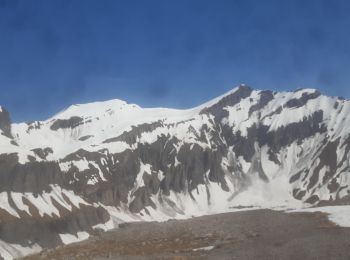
[24,209,350,260]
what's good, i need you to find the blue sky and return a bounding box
[1,0,350,122]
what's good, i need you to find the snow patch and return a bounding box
[291,205,350,227]
[193,245,215,251]
[59,231,90,245]
[92,218,115,231]
[0,192,20,218]
[0,240,41,260]
[230,176,304,209]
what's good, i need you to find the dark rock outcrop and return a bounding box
[50,116,84,130]
[0,107,12,138]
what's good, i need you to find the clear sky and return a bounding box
[1,0,350,122]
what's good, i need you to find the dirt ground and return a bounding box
[24,209,350,260]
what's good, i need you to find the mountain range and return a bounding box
[0,85,349,259]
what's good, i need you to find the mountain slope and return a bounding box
[0,85,350,259]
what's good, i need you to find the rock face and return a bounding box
[0,86,350,259]
[0,107,12,138]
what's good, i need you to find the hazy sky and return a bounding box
[1,0,350,122]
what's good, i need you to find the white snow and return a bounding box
[21,186,83,217]
[0,186,90,219]
[59,186,90,208]
[0,240,41,260]
[224,90,260,136]
[102,204,142,223]
[291,205,350,227]
[193,245,215,251]
[238,156,251,173]
[229,176,304,209]
[59,231,90,245]
[11,193,31,215]
[92,218,115,231]
[0,192,20,218]
[260,146,280,179]
[87,176,99,185]
[133,162,152,188]
[2,86,350,259]
[9,85,346,172]
[51,99,138,120]
[8,86,244,163]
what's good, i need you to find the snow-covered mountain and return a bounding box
[1,85,350,259]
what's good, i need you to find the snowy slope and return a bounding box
[0,85,350,259]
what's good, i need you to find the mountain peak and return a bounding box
[51,99,141,120]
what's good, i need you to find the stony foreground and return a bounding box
[23,209,350,260]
